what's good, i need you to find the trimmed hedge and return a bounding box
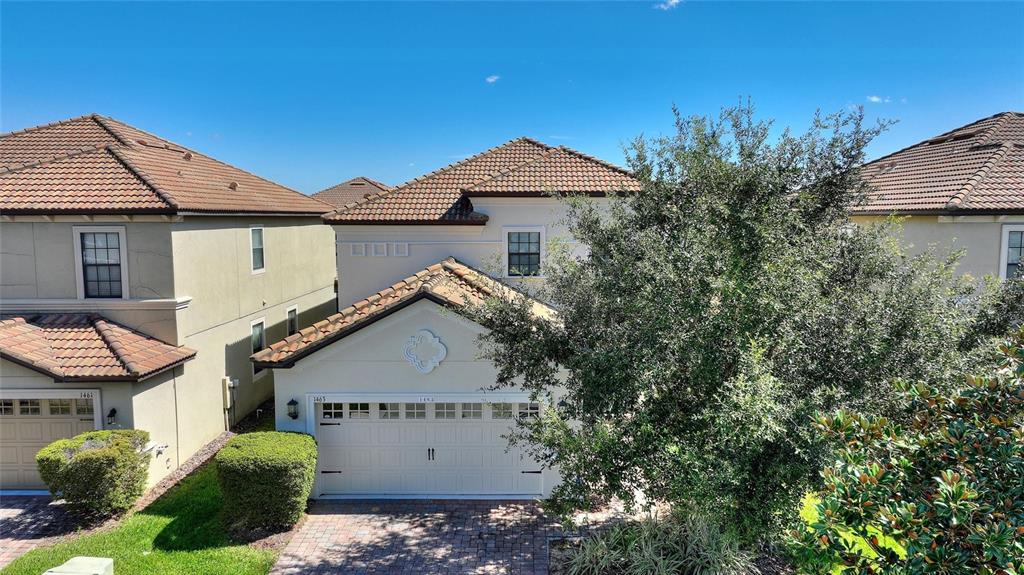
[36,429,151,516]
[215,432,317,530]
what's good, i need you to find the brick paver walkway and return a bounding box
[0,496,81,568]
[272,500,584,574]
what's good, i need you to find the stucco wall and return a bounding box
[852,215,1024,281]
[272,299,560,497]
[334,197,600,305]
[0,220,174,300]
[171,216,336,432]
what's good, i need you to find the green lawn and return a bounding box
[2,465,276,575]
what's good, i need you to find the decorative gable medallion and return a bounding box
[403,329,447,374]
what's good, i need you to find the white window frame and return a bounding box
[73,226,130,300]
[392,242,409,257]
[250,317,267,379]
[286,304,299,336]
[250,225,266,275]
[370,242,388,257]
[502,225,546,278]
[0,388,103,429]
[350,243,366,257]
[999,224,1024,280]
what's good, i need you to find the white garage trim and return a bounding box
[302,391,532,436]
[0,388,103,430]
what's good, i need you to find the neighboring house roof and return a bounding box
[323,137,641,225]
[0,314,196,382]
[312,176,391,208]
[252,257,553,368]
[855,111,1024,215]
[0,114,333,216]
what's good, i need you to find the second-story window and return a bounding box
[250,226,265,273]
[251,318,266,376]
[286,306,299,336]
[75,227,128,299]
[507,230,542,277]
[1003,226,1023,279]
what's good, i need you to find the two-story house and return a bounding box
[0,114,336,490]
[254,138,640,499]
[853,111,1024,280]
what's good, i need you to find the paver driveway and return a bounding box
[272,500,589,575]
[0,496,80,568]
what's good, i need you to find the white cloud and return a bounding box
[654,0,681,10]
[485,75,500,84]
[866,95,892,104]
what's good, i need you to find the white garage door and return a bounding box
[316,400,543,497]
[0,398,97,490]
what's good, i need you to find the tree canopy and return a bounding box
[474,104,1004,540]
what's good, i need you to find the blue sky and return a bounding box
[3,1,1022,194]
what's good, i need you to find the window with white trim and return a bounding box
[379,403,400,420]
[0,399,13,416]
[507,231,542,276]
[49,399,71,415]
[75,399,94,415]
[251,318,266,376]
[492,403,514,419]
[435,402,457,419]
[518,402,540,419]
[404,403,426,419]
[348,403,370,419]
[286,306,299,336]
[74,226,129,299]
[20,399,40,416]
[461,402,482,419]
[322,402,344,419]
[250,226,265,273]
[1002,225,1024,280]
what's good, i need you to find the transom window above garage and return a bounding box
[405,403,426,419]
[461,402,482,419]
[49,399,72,415]
[435,402,457,419]
[0,399,13,415]
[75,399,94,415]
[518,402,540,419]
[19,399,41,416]
[348,403,370,419]
[322,402,345,419]
[492,403,514,419]
[379,403,400,420]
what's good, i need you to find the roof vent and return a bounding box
[351,182,365,186]
[183,152,193,161]
[228,182,238,191]
[136,139,148,146]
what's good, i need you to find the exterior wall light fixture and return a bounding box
[287,399,299,420]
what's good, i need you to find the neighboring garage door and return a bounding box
[0,398,97,490]
[316,400,543,497]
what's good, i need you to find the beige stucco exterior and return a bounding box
[852,214,1024,281]
[0,213,336,486]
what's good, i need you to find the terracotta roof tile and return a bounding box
[312,177,391,208]
[0,114,333,215]
[252,257,553,367]
[0,314,196,381]
[324,137,640,224]
[855,111,1024,214]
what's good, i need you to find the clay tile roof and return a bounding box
[311,176,391,208]
[0,314,196,381]
[0,114,333,216]
[855,111,1024,215]
[252,257,553,367]
[323,137,641,224]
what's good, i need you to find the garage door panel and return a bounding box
[0,445,17,464]
[47,421,74,441]
[19,422,43,441]
[315,399,543,497]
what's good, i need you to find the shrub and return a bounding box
[788,328,1024,574]
[215,431,317,530]
[36,429,151,516]
[563,512,760,575]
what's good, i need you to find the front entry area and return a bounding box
[313,398,543,498]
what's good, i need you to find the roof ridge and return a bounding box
[331,137,552,215]
[555,144,636,177]
[0,113,98,139]
[0,144,109,174]
[460,146,561,192]
[973,111,1017,148]
[105,146,180,211]
[98,115,335,211]
[945,143,1012,210]
[865,111,1018,167]
[90,114,133,147]
[91,315,140,376]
